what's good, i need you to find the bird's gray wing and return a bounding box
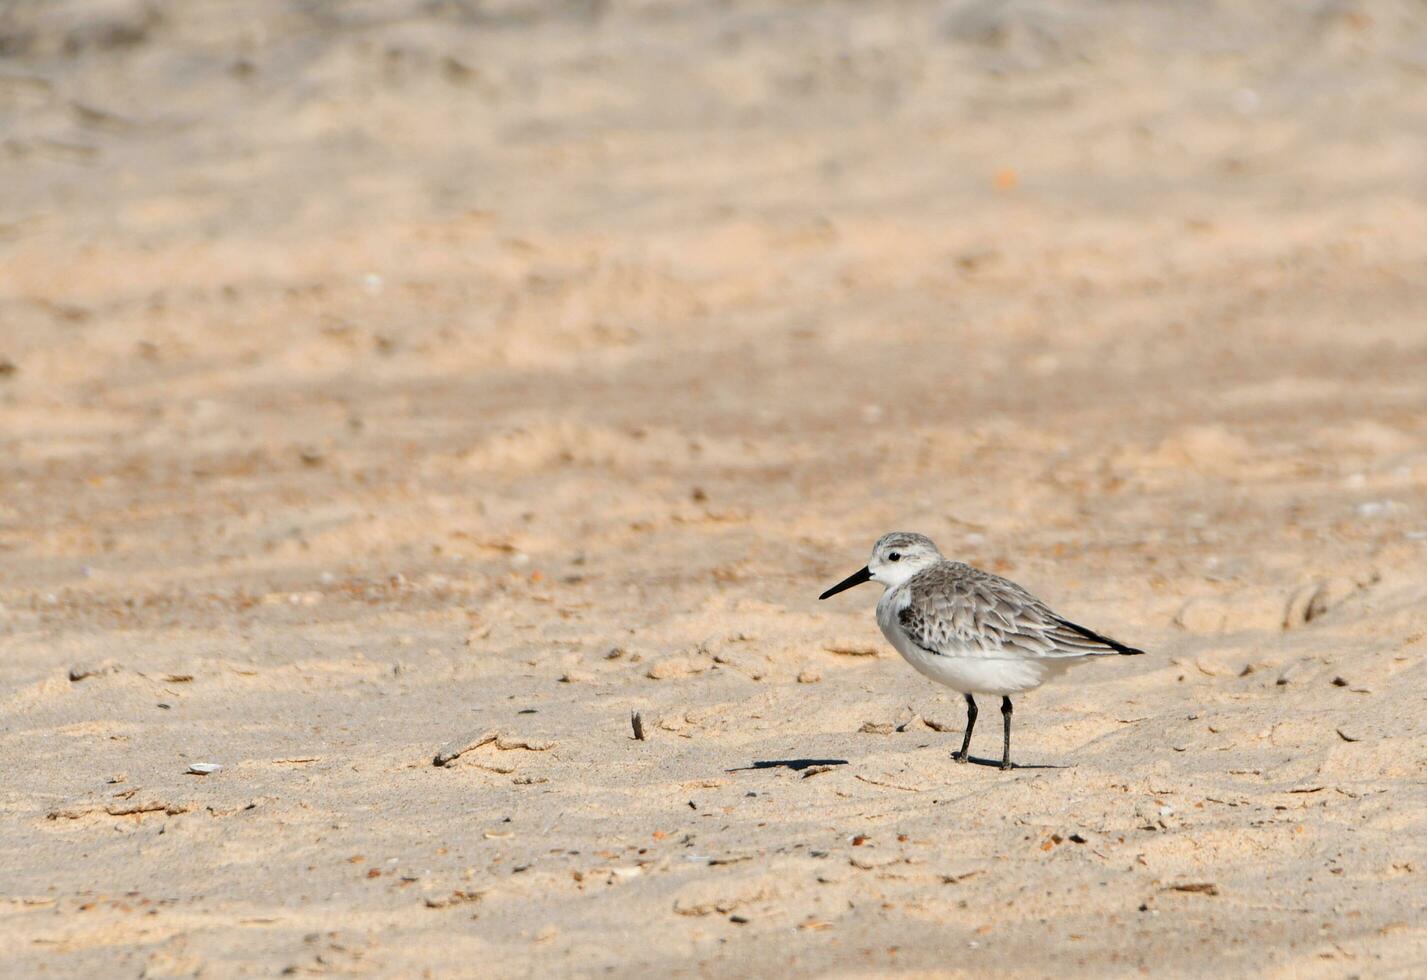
[898,564,1143,659]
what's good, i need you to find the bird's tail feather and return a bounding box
[1053,618,1146,656]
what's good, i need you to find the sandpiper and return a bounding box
[819,532,1144,769]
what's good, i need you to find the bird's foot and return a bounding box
[999,760,1014,771]
[952,751,970,764]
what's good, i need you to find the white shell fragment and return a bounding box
[186,763,223,775]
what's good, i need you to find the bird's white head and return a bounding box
[819,531,944,599]
[867,531,943,588]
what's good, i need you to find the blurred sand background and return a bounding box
[3,0,1427,975]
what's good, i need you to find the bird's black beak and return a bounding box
[819,566,871,600]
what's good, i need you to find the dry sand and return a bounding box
[3,1,1427,976]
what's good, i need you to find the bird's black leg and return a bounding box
[1000,697,1014,770]
[953,693,977,763]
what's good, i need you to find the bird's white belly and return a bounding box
[877,600,1068,696]
[895,640,1063,696]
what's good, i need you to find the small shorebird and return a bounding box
[819,532,1144,769]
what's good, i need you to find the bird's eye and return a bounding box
[888,552,901,562]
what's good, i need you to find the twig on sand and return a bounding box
[631,711,646,741]
[433,730,555,767]
[433,730,498,767]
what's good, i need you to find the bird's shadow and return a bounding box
[726,756,1069,773]
[959,755,1069,771]
[725,758,849,773]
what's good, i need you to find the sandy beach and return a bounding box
[3,1,1427,975]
